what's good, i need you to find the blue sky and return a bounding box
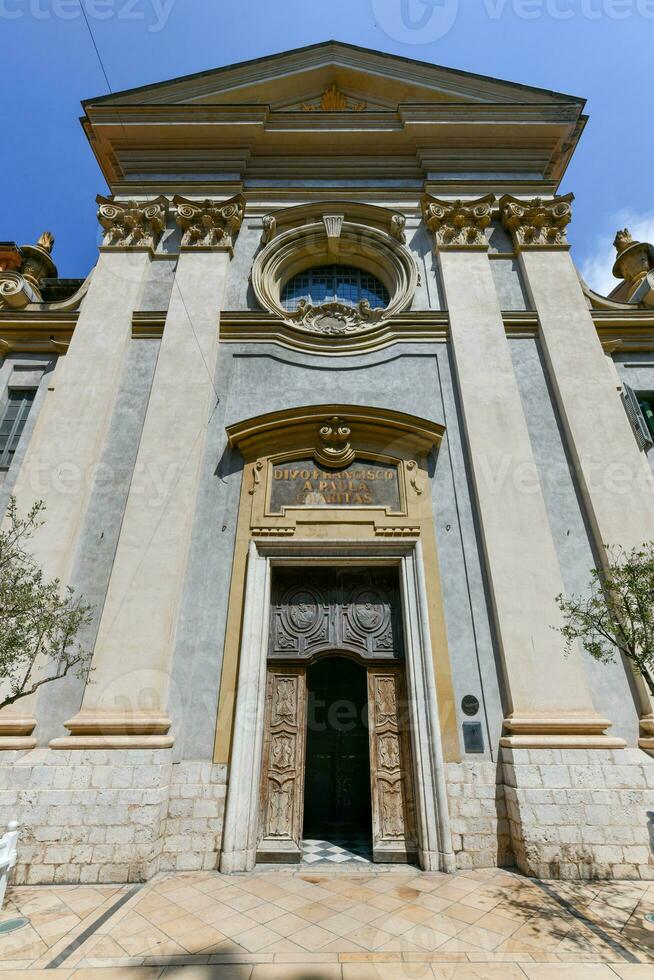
[2,0,652,292]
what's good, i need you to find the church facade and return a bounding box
[1,41,653,885]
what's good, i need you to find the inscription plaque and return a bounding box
[270,458,401,512]
[462,722,484,754]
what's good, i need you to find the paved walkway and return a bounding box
[0,865,653,977]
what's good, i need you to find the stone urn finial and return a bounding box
[611,226,654,306]
[613,228,634,255]
[20,232,57,290]
[612,225,654,298]
[36,231,55,253]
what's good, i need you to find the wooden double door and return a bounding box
[257,658,417,863]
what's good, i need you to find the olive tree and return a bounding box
[0,497,92,710]
[556,542,654,697]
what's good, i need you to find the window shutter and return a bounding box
[622,383,653,452]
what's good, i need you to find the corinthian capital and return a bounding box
[173,194,245,253]
[96,196,168,250]
[422,194,495,249]
[499,193,573,249]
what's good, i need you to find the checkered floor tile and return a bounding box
[301,834,373,864]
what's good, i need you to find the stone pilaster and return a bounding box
[501,194,654,747]
[423,195,621,749]
[0,204,159,748]
[55,196,245,749]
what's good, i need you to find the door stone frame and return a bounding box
[219,538,455,874]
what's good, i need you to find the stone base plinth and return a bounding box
[0,748,226,884]
[502,746,654,880]
[2,747,653,883]
[445,760,513,871]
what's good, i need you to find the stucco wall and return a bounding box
[164,339,503,764]
[511,338,640,746]
[33,339,161,743]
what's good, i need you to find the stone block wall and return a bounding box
[503,746,654,880]
[445,760,513,870]
[0,748,226,884]
[159,760,227,874]
[2,745,653,882]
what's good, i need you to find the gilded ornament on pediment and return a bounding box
[300,84,366,112]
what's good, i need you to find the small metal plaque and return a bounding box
[270,459,401,512]
[462,722,484,754]
[461,694,480,717]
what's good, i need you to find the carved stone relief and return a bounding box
[499,193,573,249]
[269,568,404,661]
[96,196,168,249]
[286,298,384,335]
[422,194,494,249]
[173,194,245,251]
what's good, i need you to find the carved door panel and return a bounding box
[367,668,417,862]
[257,667,307,863]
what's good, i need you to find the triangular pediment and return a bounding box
[84,40,582,110]
[82,40,586,197]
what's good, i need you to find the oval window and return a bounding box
[281,264,390,312]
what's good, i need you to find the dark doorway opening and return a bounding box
[303,656,372,853]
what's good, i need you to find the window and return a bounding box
[0,388,36,468]
[637,393,654,441]
[281,264,390,312]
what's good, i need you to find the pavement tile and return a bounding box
[342,965,432,979]
[291,923,341,951]
[346,924,394,951]
[3,868,652,974]
[431,967,527,979]
[161,967,252,979]
[230,925,284,954]
[610,967,654,978]
[252,965,341,979]
[521,965,618,978]
[295,901,336,924]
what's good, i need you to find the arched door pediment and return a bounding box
[225,403,444,539]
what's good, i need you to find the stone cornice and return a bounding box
[132,311,165,339]
[83,102,584,194]
[499,193,573,250]
[422,194,495,249]
[0,311,76,353]
[219,310,448,355]
[5,308,654,356]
